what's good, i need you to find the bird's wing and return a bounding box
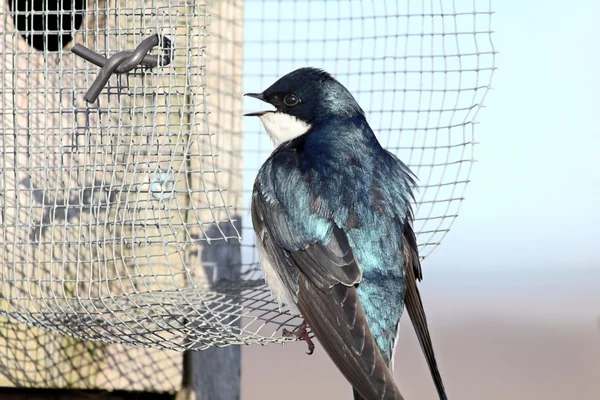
[403,224,448,400]
[298,269,404,400]
[252,184,403,400]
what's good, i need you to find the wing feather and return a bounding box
[403,225,447,400]
[290,226,362,290]
[252,182,403,400]
[298,275,404,400]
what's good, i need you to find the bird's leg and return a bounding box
[282,319,315,355]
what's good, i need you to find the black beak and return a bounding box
[244,92,272,116]
[244,92,264,100]
[244,111,270,116]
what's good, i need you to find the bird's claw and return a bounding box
[283,320,315,355]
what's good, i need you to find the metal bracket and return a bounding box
[72,34,174,103]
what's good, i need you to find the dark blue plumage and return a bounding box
[247,68,447,400]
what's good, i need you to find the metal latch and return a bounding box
[72,34,173,103]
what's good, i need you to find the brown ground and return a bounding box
[242,268,600,400]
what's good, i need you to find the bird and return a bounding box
[245,67,447,400]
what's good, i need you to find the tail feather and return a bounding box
[403,230,448,400]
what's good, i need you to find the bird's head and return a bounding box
[245,67,364,143]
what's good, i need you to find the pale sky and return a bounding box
[426,0,600,274]
[242,0,600,280]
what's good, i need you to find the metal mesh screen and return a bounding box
[0,0,496,351]
[0,315,182,391]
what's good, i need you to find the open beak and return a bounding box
[244,92,273,116]
[244,111,269,116]
[244,92,264,100]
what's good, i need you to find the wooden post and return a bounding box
[180,1,244,399]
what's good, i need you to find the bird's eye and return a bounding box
[283,94,299,106]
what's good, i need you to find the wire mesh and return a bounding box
[0,315,182,392]
[0,0,496,350]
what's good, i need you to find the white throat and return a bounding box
[258,112,311,144]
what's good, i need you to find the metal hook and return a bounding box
[72,34,174,103]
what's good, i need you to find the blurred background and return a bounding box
[242,1,600,399]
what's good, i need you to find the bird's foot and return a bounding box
[283,319,315,355]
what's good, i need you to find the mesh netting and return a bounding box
[0,0,496,351]
[0,316,182,391]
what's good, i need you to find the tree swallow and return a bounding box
[246,67,447,400]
